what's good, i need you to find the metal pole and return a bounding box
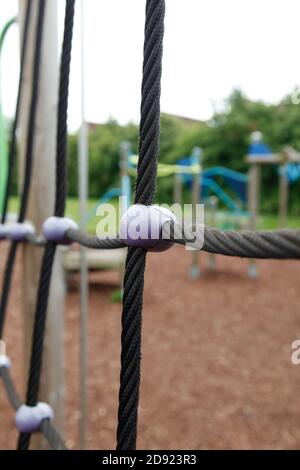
[78,0,89,450]
[247,163,260,278]
[207,196,217,270]
[120,141,131,215]
[190,147,201,279]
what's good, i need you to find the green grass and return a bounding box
[7,197,300,234]
[257,214,300,230]
[8,196,120,234]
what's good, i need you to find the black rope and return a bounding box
[17,0,75,451]
[1,0,33,223]
[116,0,165,450]
[0,0,46,339]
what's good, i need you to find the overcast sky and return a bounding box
[1,0,300,131]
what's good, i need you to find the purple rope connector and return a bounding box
[0,355,11,369]
[15,402,54,434]
[8,222,35,242]
[120,204,177,252]
[0,224,9,241]
[43,216,78,245]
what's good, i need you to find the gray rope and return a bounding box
[24,233,47,247]
[66,228,126,249]
[39,419,67,450]
[163,222,300,259]
[0,367,22,410]
[6,223,300,259]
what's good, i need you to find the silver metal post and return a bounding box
[78,0,88,450]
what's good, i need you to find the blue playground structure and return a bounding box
[85,187,122,223]
[89,146,250,228]
[177,153,249,215]
[248,133,300,185]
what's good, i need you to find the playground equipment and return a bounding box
[1,0,300,453]
[0,17,17,216]
[246,131,300,277]
[63,142,131,293]
[127,145,252,278]
[175,149,250,276]
[128,146,202,278]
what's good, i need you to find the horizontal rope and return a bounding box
[163,222,300,259]
[25,233,47,246]
[66,228,126,249]
[2,221,300,259]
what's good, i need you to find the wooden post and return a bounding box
[247,163,260,278]
[18,0,65,449]
[279,163,288,228]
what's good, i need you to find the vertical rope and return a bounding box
[17,0,75,451]
[1,0,33,223]
[0,0,46,339]
[116,0,165,450]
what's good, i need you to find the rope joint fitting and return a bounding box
[15,402,54,433]
[0,355,11,369]
[120,204,177,252]
[0,224,9,241]
[43,216,78,245]
[7,222,35,242]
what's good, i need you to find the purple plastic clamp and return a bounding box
[43,216,78,245]
[120,204,177,252]
[9,222,35,242]
[0,355,11,369]
[0,224,9,241]
[15,402,54,434]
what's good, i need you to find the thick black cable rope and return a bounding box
[1,0,33,223]
[116,0,165,450]
[17,0,75,451]
[0,0,46,339]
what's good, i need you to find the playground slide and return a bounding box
[202,167,248,204]
[202,166,248,182]
[201,177,247,214]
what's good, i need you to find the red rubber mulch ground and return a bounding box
[1,244,300,449]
